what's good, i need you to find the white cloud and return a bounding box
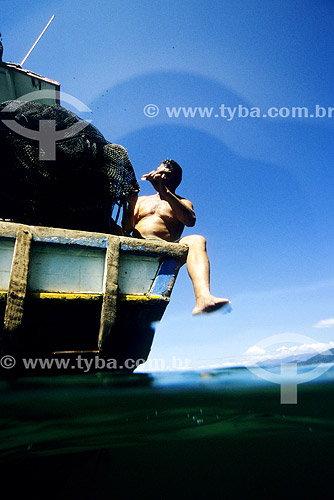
[313,318,334,329]
[276,345,290,353]
[222,340,334,368]
[244,345,266,356]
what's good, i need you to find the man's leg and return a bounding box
[178,235,231,315]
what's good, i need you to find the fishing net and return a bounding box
[0,100,139,233]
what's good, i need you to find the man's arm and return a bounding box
[121,192,139,234]
[159,179,196,227]
[142,171,196,227]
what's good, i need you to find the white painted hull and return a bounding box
[1,238,168,296]
[0,222,187,370]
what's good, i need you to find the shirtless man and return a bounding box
[122,159,231,315]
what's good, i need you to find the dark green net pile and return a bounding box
[0,100,139,233]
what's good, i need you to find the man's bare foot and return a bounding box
[192,296,231,315]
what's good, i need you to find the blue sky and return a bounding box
[2,0,334,370]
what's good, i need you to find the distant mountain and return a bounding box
[299,348,334,366]
[256,348,334,368]
[258,352,315,368]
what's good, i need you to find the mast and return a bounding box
[20,15,55,67]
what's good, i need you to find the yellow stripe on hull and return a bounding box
[0,290,166,302]
[118,294,166,302]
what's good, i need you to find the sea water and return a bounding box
[0,365,333,499]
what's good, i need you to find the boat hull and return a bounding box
[0,222,188,372]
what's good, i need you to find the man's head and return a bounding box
[157,159,182,192]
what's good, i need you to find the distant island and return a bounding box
[299,348,334,366]
[258,348,334,368]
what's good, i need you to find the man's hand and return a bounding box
[141,170,166,193]
[121,190,139,234]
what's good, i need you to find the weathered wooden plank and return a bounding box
[98,237,120,350]
[0,221,189,260]
[120,235,188,261]
[32,224,109,248]
[3,228,32,332]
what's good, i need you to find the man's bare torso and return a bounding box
[134,194,187,242]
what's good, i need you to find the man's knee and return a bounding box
[179,234,206,249]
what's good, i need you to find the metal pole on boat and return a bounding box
[20,14,55,67]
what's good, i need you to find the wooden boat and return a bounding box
[0,221,187,371]
[0,47,188,372]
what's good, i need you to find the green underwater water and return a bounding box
[1,366,334,499]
